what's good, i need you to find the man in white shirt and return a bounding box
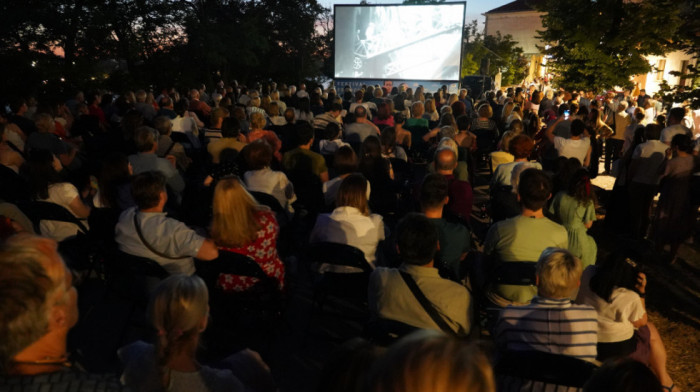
[115,171,218,275]
[546,118,591,167]
[660,107,691,144]
[628,125,668,239]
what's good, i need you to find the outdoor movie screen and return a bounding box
[334,3,465,81]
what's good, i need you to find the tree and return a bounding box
[461,20,528,86]
[535,0,685,91]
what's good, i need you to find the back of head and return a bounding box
[644,123,662,140]
[360,135,382,159]
[211,176,262,247]
[134,126,158,152]
[250,111,265,130]
[517,168,552,211]
[0,235,62,373]
[410,101,424,118]
[420,173,448,211]
[438,126,456,141]
[435,146,457,172]
[668,107,685,124]
[211,107,230,127]
[355,104,367,119]
[221,117,241,138]
[590,250,641,302]
[456,115,470,131]
[536,247,582,298]
[509,119,524,134]
[369,330,495,392]
[246,139,273,170]
[393,112,405,125]
[509,134,534,159]
[570,119,585,137]
[174,100,188,117]
[334,146,359,175]
[396,213,439,266]
[336,173,369,215]
[671,133,693,153]
[149,275,209,386]
[131,171,167,210]
[153,116,172,136]
[478,104,493,119]
[295,121,315,146]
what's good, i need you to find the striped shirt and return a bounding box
[496,296,598,361]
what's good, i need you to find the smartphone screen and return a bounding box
[564,110,570,120]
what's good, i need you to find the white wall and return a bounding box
[643,51,696,94]
[484,11,545,55]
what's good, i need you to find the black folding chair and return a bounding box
[305,242,372,312]
[495,350,598,392]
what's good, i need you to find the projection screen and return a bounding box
[334,3,466,81]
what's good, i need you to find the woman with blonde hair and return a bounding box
[310,173,385,267]
[423,98,440,122]
[211,177,285,292]
[369,330,495,392]
[119,275,275,392]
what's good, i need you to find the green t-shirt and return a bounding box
[282,147,327,178]
[484,215,568,303]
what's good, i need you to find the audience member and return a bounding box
[115,171,218,275]
[368,213,471,335]
[496,247,597,361]
[0,234,126,390]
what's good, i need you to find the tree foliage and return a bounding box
[535,0,690,91]
[0,0,329,96]
[461,20,528,86]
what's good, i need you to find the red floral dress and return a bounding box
[216,210,285,292]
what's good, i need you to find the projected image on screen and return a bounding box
[334,3,465,81]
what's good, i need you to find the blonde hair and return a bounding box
[34,113,55,133]
[211,177,268,247]
[447,93,459,106]
[501,102,515,123]
[250,112,266,130]
[370,330,495,392]
[536,247,583,298]
[336,174,370,216]
[149,275,209,389]
[478,103,493,119]
[410,101,424,118]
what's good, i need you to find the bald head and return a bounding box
[435,148,457,173]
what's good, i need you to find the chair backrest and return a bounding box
[306,242,371,273]
[18,201,89,235]
[495,350,598,391]
[492,261,537,286]
[117,251,170,280]
[248,191,285,216]
[205,251,269,281]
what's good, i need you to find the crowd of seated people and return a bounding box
[0,80,696,391]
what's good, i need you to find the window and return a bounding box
[655,59,666,81]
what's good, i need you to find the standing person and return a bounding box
[549,169,598,268]
[627,124,667,240]
[607,101,631,175]
[652,134,695,264]
[576,251,679,391]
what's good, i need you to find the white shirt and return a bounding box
[39,182,89,242]
[243,168,295,213]
[309,206,384,265]
[660,124,689,144]
[171,115,198,134]
[553,136,590,165]
[631,140,669,185]
[576,266,646,342]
